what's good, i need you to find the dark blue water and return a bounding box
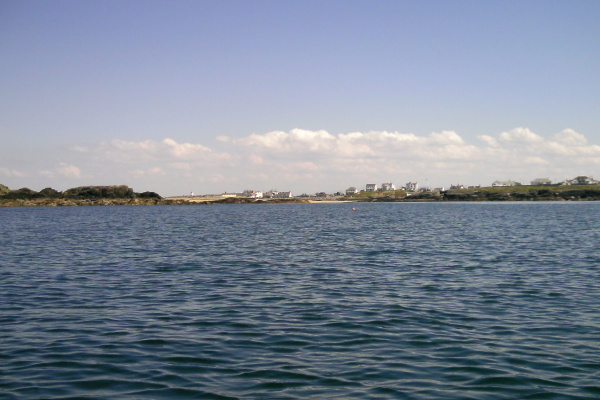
[1,202,599,399]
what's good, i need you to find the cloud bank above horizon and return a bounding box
[2,127,599,196]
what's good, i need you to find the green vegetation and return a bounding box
[0,184,10,196]
[0,184,311,207]
[344,185,600,202]
[348,189,407,199]
[2,183,600,206]
[0,185,163,207]
[451,184,600,194]
[443,184,600,201]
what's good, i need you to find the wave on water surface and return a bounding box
[1,203,599,399]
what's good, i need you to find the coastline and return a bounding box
[2,184,600,207]
[2,195,599,207]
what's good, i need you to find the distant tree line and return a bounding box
[0,184,161,200]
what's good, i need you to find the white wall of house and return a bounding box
[406,182,418,191]
[531,178,552,186]
[492,180,520,187]
[242,190,263,198]
[566,176,598,185]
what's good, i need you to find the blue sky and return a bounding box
[1,1,599,195]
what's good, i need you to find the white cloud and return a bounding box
[478,135,499,147]
[231,129,481,162]
[148,167,166,176]
[5,127,597,196]
[499,127,543,143]
[111,139,158,152]
[237,129,336,153]
[234,129,475,160]
[130,169,146,178]
[90,138,230,164]
[428,130,465,145]
[248,154,264,165]
[95,139,160,163]
[169,162,193,171]
[218,127,599,190]
[57,162,81,178]
[296,161,319,171]
[0,167,26,177]
[544,130,600,158]
[162,138,211,159]
[552,129,588,146]
[523,157,549,165]
[36,163,81,179]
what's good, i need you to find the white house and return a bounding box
[530,178,552,186]
[564,176,598,185]
[242,190,263,198]
[274,191,293,198]
[366,183,377,192]
[346,187,358,195]
[405,182,418,192]
[492,180,521,187]
[381,182,395,191]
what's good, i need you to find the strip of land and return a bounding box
[1,184,600,207]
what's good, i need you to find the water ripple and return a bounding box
[1,203,600,399]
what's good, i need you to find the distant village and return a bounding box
[192,175,599,200]
[2,175,599,206]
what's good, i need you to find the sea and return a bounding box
[1,202,599,399]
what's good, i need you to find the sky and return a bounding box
[1,0,599,196]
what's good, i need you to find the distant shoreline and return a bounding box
[2,195,599,208]
[2,184,600,207]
